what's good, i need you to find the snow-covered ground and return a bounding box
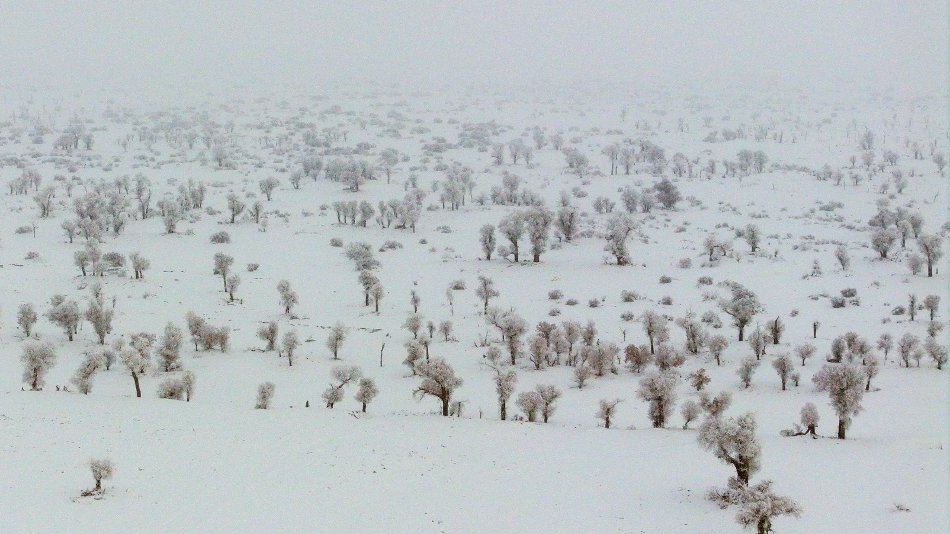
[0,85,946,533]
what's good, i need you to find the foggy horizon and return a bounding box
[1,0,946,97]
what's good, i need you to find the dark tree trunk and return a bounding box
[132,372,141,398]
[441,398,449,416]
[500,401,507,421]
[837,418,846,439]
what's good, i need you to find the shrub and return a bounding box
[329,237,343,247]
[659,275,672,284]
[548,289,564,300]
[840,288,857,298]
[697,276,713,286]
[210,231,231,244]
[566,298,579,306]
[660,296,673,305]
[621,290,641,302]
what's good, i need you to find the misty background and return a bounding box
[0,0,946,96]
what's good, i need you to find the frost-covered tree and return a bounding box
[17,303,38,337]
[923,294,940,320]
[259,176,279,201]
[255,382,275,409]
[118,335,151,398]
[257,321,278,351]
[213,253,234,292]
[536,384,562,423]
[737,357,760,388]
[834,244,850,270]
[322,365,362,408]
[157,378,186,400]
[327,323,347,359]
[129,252,150,279]
[524,206,553,262]
[783,402,820,438]
[876,333,893,360]
[71,352,104,394]
[185,312,206,351]
[403,313,423,339]
[708,335,729,366]
[516,390,542,422]
[479,224,496,260]
[744,224,761,253]
[772,354,794,390]
[637,370,679,428]
[345,241,380,271]
[897,333,919,367]
[156,322,183,372]
[84,287,113,345]
[370,282,385,313]
[352,377,377,412]
[917,234,943,277]
[870,228,896,259]
[498,211,525,262]
[681,400,701,429]
[598,398,622,429]
[277,280,299,314]
[707,477,802,534]
[414,357,462,416]
[476,275,499,313]
[698,411,761,485]
[924,338,948,370]
[794,343,816,366]
[83,459,115,496]
[181,370,196,401]
[654,178,681,209]
[641,310,669,354]
[688,368,711,391]
[46,295,80,341]
[226,193,245,223]
[862,354,881,390]
[282,330,300,366]
[21,341,56,390]
[555,205,579,242]
[225,274,240,302]
[624,344,653,372]
[604,213,636,266]
[719,282,763,341]
[812,363,865,439]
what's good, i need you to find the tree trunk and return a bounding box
[837,418,846,439]
[132,372,141,398]
[533,252,540,262]
[441,398,449,416]
[362,402,367,413]
[738,325,745,341]
[736,464,750,485]
[500,401,507,421]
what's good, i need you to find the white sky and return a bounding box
[0,0,945,95]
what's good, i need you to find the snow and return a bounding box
[0,85,946,532]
